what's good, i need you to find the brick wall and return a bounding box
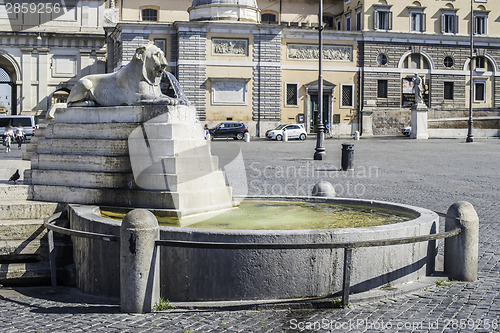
[177,30,207,119]
[252,32,282,125]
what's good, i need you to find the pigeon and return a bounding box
[9,170,20,184]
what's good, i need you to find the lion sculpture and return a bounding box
[67,44,183,107]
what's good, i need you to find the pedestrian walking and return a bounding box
[15,124,25,149]
[3,125,13,153]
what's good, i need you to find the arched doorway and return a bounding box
[0,67,14,115]
[0,53,19,115]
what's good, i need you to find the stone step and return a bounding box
[34,154,132,173]
[0,200,60,220]
[0,184,30,200]
[0,159,31,182]
[0,219,46,240]
[0,261,61,286]
[22,151,34,161]
[31,168,228,192]
[31,184,232,215]
[0,237,71,262]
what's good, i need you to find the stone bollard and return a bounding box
[444,201,479,282]
[244,132,250,142]
[283,131,288,142]
[120,209,160,313]
[311,181,336,198]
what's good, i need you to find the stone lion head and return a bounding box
[134,44,168,86]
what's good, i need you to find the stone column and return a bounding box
[444,201,479,282]
[120,209,160,313]
[20,48,33,113]
[37,48,50,112]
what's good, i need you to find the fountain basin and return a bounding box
[68,197,438,301]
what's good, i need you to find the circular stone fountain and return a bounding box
[69,196,438,301]
[29,45,439,302]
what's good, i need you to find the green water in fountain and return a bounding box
[100,201,416,230]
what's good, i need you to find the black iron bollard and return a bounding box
[341,143,354,171]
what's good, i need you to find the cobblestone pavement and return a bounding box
[0,137,499,332]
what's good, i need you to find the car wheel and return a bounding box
[299,133,306,141]
[276,134,282,141]
[236,132,244,140]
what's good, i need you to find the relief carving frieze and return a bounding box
[212,38,248,56]
[287,44,352,61]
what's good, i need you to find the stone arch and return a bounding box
[0,51,21,115]
[463,54,498,73]
[398,50,435,70]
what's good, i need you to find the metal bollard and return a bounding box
[120,209,160,313]
[341,143,354,171]
[444,201,479,282]
[354,131,360,140]
[244,132,250,142]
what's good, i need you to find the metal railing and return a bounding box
[44,211,460,308]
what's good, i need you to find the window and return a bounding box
[333,114,341,124]
[141,8,158,21]
[444,82,454,100]
[377,80,388,98]
[154,39,166,54]
[356,9,362,31]
[345,14,351,31]
[323,15,334,29]
[336,17,342,30]
[341,84,354,107]
[402,53,430,69]
[374,7,392,30]
[474,80,486,102]
[377,53,388,65]
[444,56,454,68]
[410,11,426,32]
[286,83,298,106]
[474,13,488,35]
[476,56,485,69]
[262,12,278,23]
[441,10,458,33]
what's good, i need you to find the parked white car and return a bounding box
[266,124,307,141]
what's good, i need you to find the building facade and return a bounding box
[107,0,500,137]
[0,0,116,116]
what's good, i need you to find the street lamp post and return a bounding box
[466,0,474,143]
[314,0,326,160]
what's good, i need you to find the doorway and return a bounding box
[309,94,329,133]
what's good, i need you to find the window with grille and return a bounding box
[444,56,454,68]
[341,85,354,107]
[474,81,486,102]
[444,82,454,100]
[262,13,277,23]
[286,83,298,106]
[377,80,388,98]
[142,8,158,21]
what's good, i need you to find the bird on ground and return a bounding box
[9,170,20,184]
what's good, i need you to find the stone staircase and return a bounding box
[0,182,72,286]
